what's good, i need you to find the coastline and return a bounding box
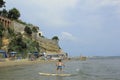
[0,59,55,68]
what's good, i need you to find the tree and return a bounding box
[24,26,32,35]
[7,27,15,36]
[52,36,59,44]
[0,0,5,8]
[32,41,40,51]
[0,9,8,17]
[8,33,27,52]
[52,36,59,41]
[8,8,20,20]
[32,27,38,33]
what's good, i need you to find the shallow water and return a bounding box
[0,58,120,80]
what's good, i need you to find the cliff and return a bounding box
[0,16,63,55]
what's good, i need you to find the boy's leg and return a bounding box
[60,67,63,74]
[56,67,59,74]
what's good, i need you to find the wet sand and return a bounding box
[0,59,55,67]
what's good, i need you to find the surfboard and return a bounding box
[39,72,72,76]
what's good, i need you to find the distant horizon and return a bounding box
[70,55,120,58]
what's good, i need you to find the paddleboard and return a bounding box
[39,72,72,76]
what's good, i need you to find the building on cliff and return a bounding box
[0,16,12,28]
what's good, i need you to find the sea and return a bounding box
[0,57,120,80]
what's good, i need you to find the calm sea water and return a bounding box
[0,58,120,80]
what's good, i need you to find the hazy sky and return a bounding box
[5,0,120,56]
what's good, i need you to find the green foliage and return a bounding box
[0,22,4,37]
[0,9,8,17]
[8,34,41,58]
[32,41,40,51]
[0,0,5,8]
[52,36,59,41]
[8,33,27,52]
[7,27,15,36]
[24,26,32,35]
[0,22,5,48]
[32,27,38,33]
[0,30,2,37]
[23,38,40,53]
[8,8,20,20]
[0,22,4,30]
[41,35,45,38]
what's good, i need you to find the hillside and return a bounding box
[0,16,64,57]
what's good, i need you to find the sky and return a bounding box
[4,0,120,57]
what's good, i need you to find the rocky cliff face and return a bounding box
[37,37,60,53]
[13,21,61,54]
[14,22,60,53]
[0,16,64,57]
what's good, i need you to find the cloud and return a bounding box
[5,0,120,28]
[5,0,78,27]
[78,0,120,10]
[36,0,78,27]
[60,32,78,42]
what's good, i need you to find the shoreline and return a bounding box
[0,59,56,68]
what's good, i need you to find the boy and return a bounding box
[56,59,65,73]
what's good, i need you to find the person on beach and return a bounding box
[56,59,65,73]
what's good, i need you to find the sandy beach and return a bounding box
[0,59,55,67]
